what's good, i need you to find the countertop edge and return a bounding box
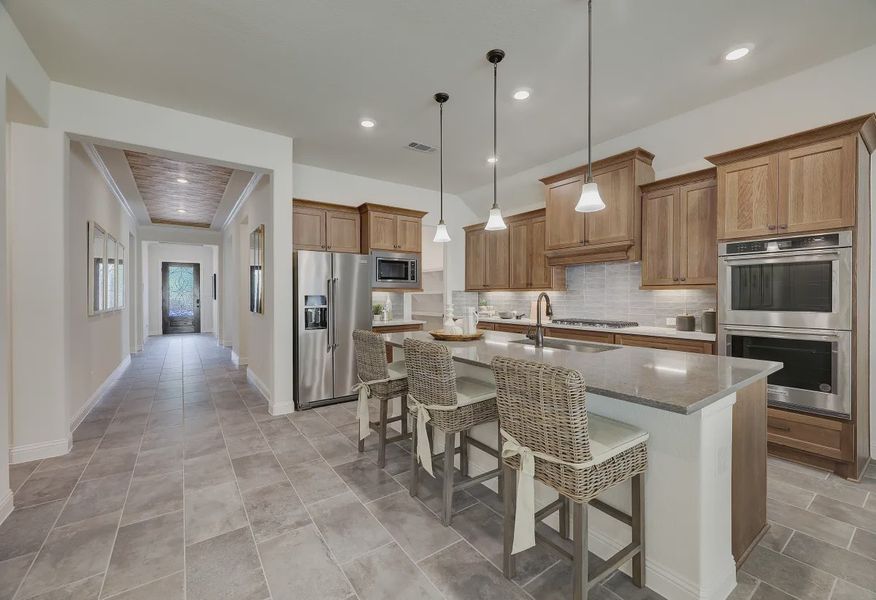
[476,317,717,342]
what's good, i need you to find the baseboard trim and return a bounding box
[232,351,248,366]
[70,354,132,432]
[10,436,72,464]
[0,489,13,526]
[247,367,271,400]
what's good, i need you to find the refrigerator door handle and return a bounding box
[326,278,333,353]
[332,277,339,350]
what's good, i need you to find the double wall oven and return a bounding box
[718,231,853,419]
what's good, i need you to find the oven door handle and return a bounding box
[721,325,844,342]
[721,250,840,265]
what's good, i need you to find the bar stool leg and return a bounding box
[441,431,455,526]
[573,502,589,600]
[496,421,504,499]
[559,495,571,540]
[459,430,469,478]
[632,473,645,587]
[377,398,389,468]
[502,462,517,580]
[401,395,409,438]
[409,418,419,498]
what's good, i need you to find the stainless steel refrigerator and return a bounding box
[293,251,372,410]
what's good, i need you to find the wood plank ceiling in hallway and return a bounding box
[124,150,233,227]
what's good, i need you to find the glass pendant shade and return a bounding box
[433,221,451,243]
[575,180,605,212]
[485,206,507,230]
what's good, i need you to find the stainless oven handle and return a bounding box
[721,251,840,265]
[721,325,843,341]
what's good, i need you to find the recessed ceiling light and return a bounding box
[512,89,531,101]
[176,178,188,183]
[487,156,498,164]
[724,47,750,61]
[177,209,187,214]
[360,119,376,128]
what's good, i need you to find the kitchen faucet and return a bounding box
[528,292,553,348]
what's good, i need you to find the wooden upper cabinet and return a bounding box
[715,155,778,240]
[395,215,422,252]
[679,180,718,285]
[640,169,717,289]
[292,204,327,251]
[545,178,585,250]
[779,136,856,233]
[540,148,655,265]
[325,210,360,253]
[367,211,398,251]
[509,221,530,289]
[465,209,564,291]
[707,115,876,240]
[293,200,359,253]
[585,162,635,247]
[465,228,486,290]
[641,188,678,286]
[359,204,427,253]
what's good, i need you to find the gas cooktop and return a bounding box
[549,318,639,329]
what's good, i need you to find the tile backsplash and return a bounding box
[472,262,717,328]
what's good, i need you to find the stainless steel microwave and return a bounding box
[372,251,420,289]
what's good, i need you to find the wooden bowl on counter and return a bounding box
[428,330,485,342]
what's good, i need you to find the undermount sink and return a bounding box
[509,337,619,353]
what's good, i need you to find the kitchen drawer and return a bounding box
[493,322,529,334]
[614,334,714,354]
[766,408,853,462]
[477,322,495,331]
[372,323,423,334]
[544,328,614,344]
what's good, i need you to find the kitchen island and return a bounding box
[382,330,781,600]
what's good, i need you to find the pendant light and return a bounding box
[575,0,606,213]
[485,48,507,231]
[433,92,451,243]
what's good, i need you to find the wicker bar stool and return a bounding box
[404,338,503,526]
[352,329,410,467]
[491,356,649,600]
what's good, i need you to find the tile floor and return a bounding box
[0,334,874,600]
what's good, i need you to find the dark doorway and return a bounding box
[162,262,201,334]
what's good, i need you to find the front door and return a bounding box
[162,262,201,334]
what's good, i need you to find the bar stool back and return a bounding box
[491,356,648,600]
[352,329,409,467]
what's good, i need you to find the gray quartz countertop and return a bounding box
[381,330,781,415]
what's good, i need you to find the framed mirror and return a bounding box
[106,235,118,311]
[88,221,107,315]
[250,224,265,314]
[118,243,126,309]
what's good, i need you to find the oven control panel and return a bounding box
[724,233,841,255]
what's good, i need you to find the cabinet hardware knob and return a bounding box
[673,277,679,282]
[779,225,788,230]
[680,277,686,282]
[768,225,777,230]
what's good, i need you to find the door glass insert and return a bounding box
[730,262,832,312]
[168,265,195,320]
[730,334,834,393]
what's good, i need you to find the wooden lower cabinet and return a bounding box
[544,328,614,344]
[732,380,768,567]
[493,322,528,334]
[613,334,714,355]
[766,407,854,463]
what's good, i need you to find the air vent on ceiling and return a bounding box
[406,141,438,153]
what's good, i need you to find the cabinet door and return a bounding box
[465,229,486,290]
[779,136,856,234]
[484,228,510,289]
[509,221,530,288]
[679,181,718,285]
[395,215,422,252]
[585,162,635,246]
[641,189,678,286]
[545,178,586,250]
[529,217,552,289]
[325,210,360,253]
[717,155,778,240]
[293,206,326,251]
[369,211,398,250]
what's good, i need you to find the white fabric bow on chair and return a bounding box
[353,377,388,441]
[407,393,457,478]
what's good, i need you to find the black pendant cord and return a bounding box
[439,101,444,222]
[492,60,498,210]
[587,0,593,183]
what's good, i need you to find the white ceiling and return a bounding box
[6,0,876,193]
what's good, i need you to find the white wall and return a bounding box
[1,1,51,519]
[459,43,876,215]
[66,141,137,432]
[144,242,216,336]
[293,163,477,292]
